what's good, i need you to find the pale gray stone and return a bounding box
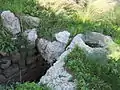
[39,49,76,90]
[37,38,65,64]
[22,15,40,27]
[1,11,21,35]
[39,32,120,90]
[37,38,50,54]
[24,28,38,45]
[55,31,70,44]
[83,32,114,47]
[67,32,119,63]
[67,34,92,52]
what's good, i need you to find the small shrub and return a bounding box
[65,46,120,90]
[0,82,49,90]
[0,85,12,90]
[0,18,17,53]
[15,82,48,90]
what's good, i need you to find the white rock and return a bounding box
[83,32,114,47]
[39,32,120,90]
[1,11,21,35]
[37,38,50,53]
[37,39,66,64]
[24,28,38,45]
[39,50,76,90]
[38,38,76,89]
[67,34,92,53]
[67,32,119,63]
[55,31,70,44]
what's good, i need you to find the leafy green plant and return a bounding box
[0,84,12,90]
[15,82,49,90]
[65,46,120,90]
[0,0,37,14]
[0,82,49,90]
[1,0,120,43]
[0,18,17,53]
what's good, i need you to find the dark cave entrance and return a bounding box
[0,47,50,84]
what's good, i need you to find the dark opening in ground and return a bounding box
[85,41,103,48]
[0,47,50,84]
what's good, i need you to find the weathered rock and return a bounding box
[0,75,6,83]
[37,38,66,64]
[11,53,20,64]
[67,34,92,52]
[0,57,11,69]
[1,11,21,35]
[37,38,49,54]
[39,32,120,90]
[67,32,120,63]
[22,15,40,27]
[83,32,120,60]
[3,64,19,77]
[39,49,76,90]
[55,31,70,44]
[45,41,65,63]
[82,32,114,47]
[24,28,38,45]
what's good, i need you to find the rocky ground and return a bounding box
[0,10,120,90]
[0,0,120,90]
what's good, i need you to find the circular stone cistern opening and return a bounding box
[85,41,103,48]
[0,47,50,84]
[82,32,105,48]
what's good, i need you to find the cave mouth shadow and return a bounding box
[85,41,103,48]
[0,47,50,85]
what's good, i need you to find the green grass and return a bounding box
[0,0,36,14]
[1,0,120,42]
[0,82,49,90]
[65,46,120,90]
[0,16,17,53]
[1,1,120,89]
[15,82,49,90]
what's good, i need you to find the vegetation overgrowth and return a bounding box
[65,46,120,90]
[0,82,49,90]
[0,0,120,90]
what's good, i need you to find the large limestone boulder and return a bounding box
[37,31,70,64]
[37,39,65,64]
[67,32,120,62]
[82,32,114,47]
[39,49,76,90]
[1,11,21,35]
[39,32,120,90]
[38,32,75,89]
